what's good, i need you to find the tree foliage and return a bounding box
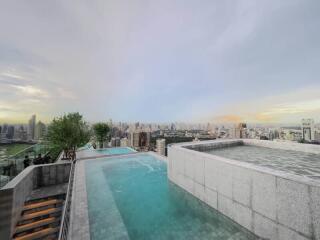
[47,112,90,160]
[93,122,110,148]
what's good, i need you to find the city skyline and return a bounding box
[1,1,320,124]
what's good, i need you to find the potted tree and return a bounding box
[47,112,90,160]
[93,123,110,149]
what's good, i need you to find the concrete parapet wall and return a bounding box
[0,162,71,239]
[168,139,320,240]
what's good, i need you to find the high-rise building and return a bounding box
[6,126,15,139]
[156,139,166,156]
[232,123,247,139]
[35,121,46,140]
[301,119,315,141]
[2,124,8,134]
[315,130,320,141]
[28,115,36,140]
[268,129,280,141]
[17,125,28,141]
[110,137,120,147]
[115,137,120,146]
[129,131,139,148]
[110,138,116,147]
[0,124,7,141]
[120,138,129,147]
[128,130,150,150]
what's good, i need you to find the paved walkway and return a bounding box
[27,183,68,200]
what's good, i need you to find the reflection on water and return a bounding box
[85,155,258,240]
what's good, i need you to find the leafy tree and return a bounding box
[47,112,90,160]
[93,123,110,148]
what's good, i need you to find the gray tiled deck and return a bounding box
[27,183,68,200]
[69,159,90,240]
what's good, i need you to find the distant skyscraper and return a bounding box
[140,131,150,148]
[120,138,129,147]
[0,124,7,141]
[115,137,120,147]
[110,137,120,147]
[301,119,315,141]
[232,123,247,139]
[128,130,150,150]
[6,126,14,139]
[110,138,116,147]
[2,124,8,134]
[206,123,211,131]
[156,139,166,156]
[35,121,46,140]
[14,125,27,140]
[315,130,320,141]
[129,131,140,148]
[28,115,36,140]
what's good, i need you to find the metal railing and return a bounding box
[58,159,76,240]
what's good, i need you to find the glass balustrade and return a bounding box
[0,142,54,188]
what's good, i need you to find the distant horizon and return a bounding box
[1,1,320,124]
[0,113,318,128]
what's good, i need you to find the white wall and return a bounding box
[168,140,320,240]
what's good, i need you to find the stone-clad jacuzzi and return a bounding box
[168,139,320,240]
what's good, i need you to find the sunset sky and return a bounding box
[1,0,320,124]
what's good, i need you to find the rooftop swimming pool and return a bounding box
[76,147,136,159]
[205,145,320,180]
[85,154,258,240]
[95,147,136,155]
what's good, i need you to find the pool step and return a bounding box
[12,196,64,240]
[15,217,59,234]
[23,199,63,211]
[20,207,62,222]
[13,227,59,240]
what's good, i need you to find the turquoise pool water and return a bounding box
[85,154,257,240]
[95,147,136,155]
[77,147,136,159]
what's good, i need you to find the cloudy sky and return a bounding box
[1,0,320,124]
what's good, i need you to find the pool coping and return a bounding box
[69,151,167,240]
[69,160,90,240]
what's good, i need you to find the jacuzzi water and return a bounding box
[205,145,320,180]
[85,154,257,240]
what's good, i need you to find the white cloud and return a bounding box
[1,72,25,80]
[12,85,49,98]
[1,0,320,123]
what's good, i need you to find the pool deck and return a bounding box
[27,183,68,201]
[69,151,167,240]
[69,159,90,240]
